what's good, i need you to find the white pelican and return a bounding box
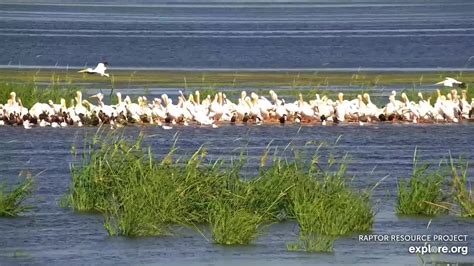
[114,92,127,116]
[269,90,283,106]
[30,101,53,118]
[209,92,225,121]
[126,96,142,122]
[417,92,434,120]
[78,62,110,78]
[435,77,464,88]
[355,94,369,121]
[151,98,167,122]
[297,93,315,121]
[460,90,471,119]
[399,93,420,123]
[4,92,22,116]
[335,93,346,123]
[161,94,183,124]
[257,94,273,119]
[315,97,333,122]
[363,93,381,120]
[246,94,263,123]
[73,91,89,116]
[90,93,117,118]
[437,95,459,122]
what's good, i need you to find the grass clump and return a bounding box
[397,154,449,216]
[284,151,373,253]
[0,175,33,217]
[209,199,264,245]
[65,132,150,212]
[291,150,374,237]
[65,130,256,238]
[65,131,375,248]
[449,157,474,217]
[293,182,373,236]
[289,167,373,253]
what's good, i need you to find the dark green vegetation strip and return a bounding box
[1,69,474,88]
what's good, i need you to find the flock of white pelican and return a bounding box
[0,82,472,130]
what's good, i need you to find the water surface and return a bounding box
[0,0,473,70]
[0,124,473,265]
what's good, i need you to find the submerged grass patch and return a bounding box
[293,183,373,236]
[209,199,264,245]
[397,154,450,216]
[287,234,336,253]
[449,157,474,218]
[64,130,375,248]
[396,151,474,218]
[0,175,33,217]
[287,154,373,253]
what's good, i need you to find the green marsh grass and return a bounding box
[209,199,264,245]
[1,69,472,90]
[449,157,474,217]
[397,153,450,216]
[66,131,375,247]
[0,81,77,108]
[290,147,373,236]
[292,182,373,236]
[0,176,33,217]
[289,161,373,253]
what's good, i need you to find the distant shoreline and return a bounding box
[1,65,473,73]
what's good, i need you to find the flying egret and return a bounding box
[78,62,110,78]
[435,77,465,88]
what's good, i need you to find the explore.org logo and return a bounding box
[358,234,469,256]
[408,244,468,256]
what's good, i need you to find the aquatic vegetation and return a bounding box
[12,251,31,258]
[1,69,472,90]
[65,131,374,247]
[0,81,77,108]
[209,199,264,245]
[65,131,148,212]
[397,153,474,218]
[449,157,474,218]
[66,131,246,235]
[290,160,373,241]
[397,154,450,216]
[0,175,33,217]
[293,182,373,236]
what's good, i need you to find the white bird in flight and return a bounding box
[435,77,464,88]
[78,62,110,78]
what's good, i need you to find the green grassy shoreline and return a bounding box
[1,69,473,88]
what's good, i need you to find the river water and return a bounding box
[1,0,474,265]
[0,124,473,265]
[0,0,474,70]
